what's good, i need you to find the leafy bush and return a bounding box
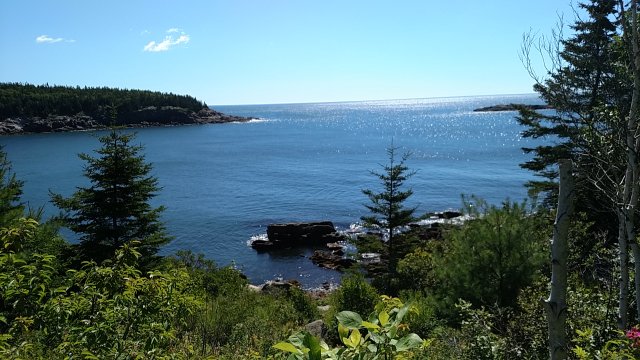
[273,296,426,359]
[433,198,547,313]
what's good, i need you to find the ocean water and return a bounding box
[1,94,546,288]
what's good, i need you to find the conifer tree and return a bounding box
[0,148,24,226]
[361,145,416,277]
[518,0,626,207]
[520,0,640,329]
[51,130,170,264]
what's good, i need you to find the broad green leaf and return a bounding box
[342,336,354,348]
[369,331,385,344]
[395,333,423,352]
[304,332,322,360]
[379,310,390,326]
[349,329,362,347]
[338,322,349,340]
[361,321,380,330]
[336,311,363,329]
[396,305,409,322]
[273,342,300,353]
[367,343,378,353]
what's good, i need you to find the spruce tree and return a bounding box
[0,148,24,226]
[51,130,170,264]
[361,145,416,278]
[518,0,626,208]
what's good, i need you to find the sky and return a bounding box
[0,1,580,105]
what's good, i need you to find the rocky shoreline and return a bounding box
[0,106,254,135]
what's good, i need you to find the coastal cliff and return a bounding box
[0,83,253,135]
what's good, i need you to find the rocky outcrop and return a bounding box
[310,250,356,271]
[251,221,345,250]
[473,104,552,112]
[0,107,254,135]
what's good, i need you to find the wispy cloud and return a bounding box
[143,29,190,52]
[36,35,75,44]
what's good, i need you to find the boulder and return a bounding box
[252,221,344,250]
[261,279,300,293]
[305,320,328,340]
[310,250,356,271]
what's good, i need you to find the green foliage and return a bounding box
[361,144,416,281]
[573,327,640,360]
[273,296,427,359]
[518,0,627,209]
[197,288,311,357]
[396,239,443,292]
[169,250,248,297]
[0,148,24,227]
[38,242,201,358]
[0,82,206,120]
[325,274,379,346]
[51,129,171,265]
[328,274,379,322]
[433,198,547,311]
[0,218,55,341]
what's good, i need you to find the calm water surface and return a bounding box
[2,94,546,288]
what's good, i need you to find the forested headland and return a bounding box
[0,83,252,134]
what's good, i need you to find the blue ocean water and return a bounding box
[1,94,546,288]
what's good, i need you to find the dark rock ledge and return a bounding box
[0,107,255,135]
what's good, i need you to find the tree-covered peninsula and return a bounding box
[0,83,252,134]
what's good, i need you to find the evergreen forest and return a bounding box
[0,83,207,120]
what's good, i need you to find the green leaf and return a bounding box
[336,311,363,329]
[273,342,300,354]
[395,333,423,352]
[338,322,349,340]
[304,332,322,360]
[361,320,380,331]
[396,305,409,322]
[349,329,362,347]
[379,310,390,326]
[367,343,378,353]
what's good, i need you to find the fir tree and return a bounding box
[361,144,416,278]
[518,0,626,208]
[51,130,170,264]
[0,147,24,226]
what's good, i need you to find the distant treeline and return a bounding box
[0,83,207,119]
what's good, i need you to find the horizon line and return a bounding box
[212,92,540,107]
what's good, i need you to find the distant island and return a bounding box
[473,103,552,112]
[0,83,254,135]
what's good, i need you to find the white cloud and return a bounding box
[143,29,190,52]
[36,35,63,43]
[36,35,75,44]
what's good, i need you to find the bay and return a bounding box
[1,94,546,288]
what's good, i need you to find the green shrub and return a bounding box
[434,198,548,313]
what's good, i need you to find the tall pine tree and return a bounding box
[361,144,416,280]
[518,0,628,210]
[51,130,170,264]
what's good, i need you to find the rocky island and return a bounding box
[473,103,552,112]
[0,83,254,135]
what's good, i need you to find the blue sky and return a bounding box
[0,1,578,105]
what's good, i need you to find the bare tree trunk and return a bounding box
[618,209,630,329]
[625,0,640,328]
[545,159,574,360]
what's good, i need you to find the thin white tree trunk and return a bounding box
[545,159,574,360]
[618,209,630,329]
[625,0,640,328]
